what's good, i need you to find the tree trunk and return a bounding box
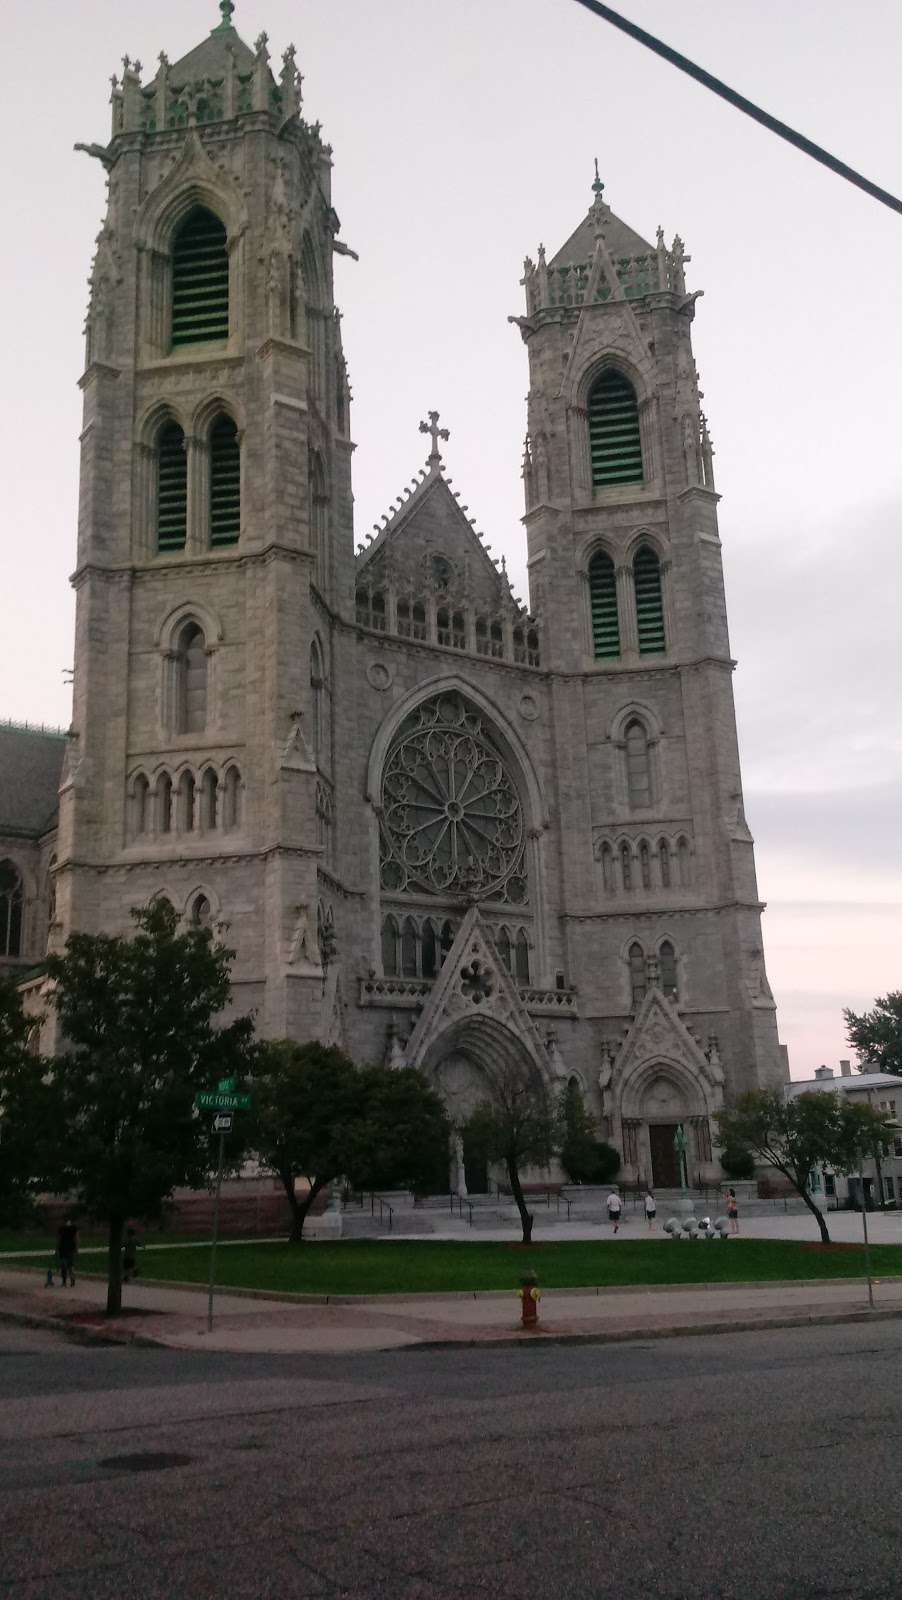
[282,1173,323,1243]
[797,1184,831,1245]
[507,1158,534,1245]
[106,1214,124,1316]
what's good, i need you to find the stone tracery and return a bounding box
[380,692,527,905]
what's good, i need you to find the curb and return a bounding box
[5,1300,899,1358]
[403,1303,902,1353]
[0,1305,165,1350]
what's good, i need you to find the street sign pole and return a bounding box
[207,1125,226,1333]
[859,1151,874,1312]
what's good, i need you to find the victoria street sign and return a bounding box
[195,1081,252,1331]
[195,1090,251,1111]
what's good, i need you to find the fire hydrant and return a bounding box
[519,1270,541,1329]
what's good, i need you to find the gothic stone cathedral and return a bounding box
[0,6,788,1191]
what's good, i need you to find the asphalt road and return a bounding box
[1,1318,900,1599]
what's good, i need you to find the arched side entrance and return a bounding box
[614,1055,721,1188]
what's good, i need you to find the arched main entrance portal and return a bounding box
[419,1015,551,1196]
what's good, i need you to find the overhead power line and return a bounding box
[569,0,902,218]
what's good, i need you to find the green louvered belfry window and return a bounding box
[588,551,620,659]
[634,545,666,654]
[588,368,643,487]
[210,414,241,546]
[157,422,187,552]
[171,207,229,348]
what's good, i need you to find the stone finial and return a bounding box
[216,0,236,27]
[280,44,303,119]
[591,156,604,201]
[419,410,450,471]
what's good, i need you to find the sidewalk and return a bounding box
[3,1265,902,1355]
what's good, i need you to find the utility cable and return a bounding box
[569,0,902,218]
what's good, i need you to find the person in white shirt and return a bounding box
[644,1191,657,1230]
[606,1188,622,1233]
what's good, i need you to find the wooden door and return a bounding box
[649,1123,680,1187]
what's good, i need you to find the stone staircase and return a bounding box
[335,1184,812,1238]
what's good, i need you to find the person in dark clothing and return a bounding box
[57,1219,79,1287]
[122,1226,141,1283]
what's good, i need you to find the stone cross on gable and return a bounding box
[419,410,450,470]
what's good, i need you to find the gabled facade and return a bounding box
[8,5,788,1189]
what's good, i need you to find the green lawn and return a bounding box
[9,1238,902,1296]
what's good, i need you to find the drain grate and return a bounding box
[97,1451,193,1474]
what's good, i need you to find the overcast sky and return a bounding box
[2,0,900,1075]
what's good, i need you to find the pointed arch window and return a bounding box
[222,766,242,831]
[171,207,229,348]
[514,930,530,983]
[634,545,666,654]
[620,841,633,892]
[625,719,652,809]
[439,921,455,965]
[600,842,614,895]
[190,893,212,929]
[588,551,620,659]
[200,768,218,831]
[588,368,643,486]
[659,940,678,999]
[131,774,149,838]
[209,415,240,546]
[381,915,399,977]
[497,926,512,972]
[421,921,438,979]
[658,838,671,888]
[309,450,327,583]
[310,641,324,764]
[175,623,207,734]
[401,917,418,978]
[677,836,691,887]
[178,771,196,832]
[156,773,172,834]
[157,422,187,552]
[628,942,646,1008]
[0,861,23,957]
[639,839,651,890]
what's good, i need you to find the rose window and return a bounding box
[380,693,527,903]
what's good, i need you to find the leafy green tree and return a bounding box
[465,1060,555,1244]
[342,1066,450,1195]
[46,901,255,1314]
[558,1079,620,1185]
[252,1041,368,1242]
[844,993,902,1076]
[717,1090,893,1244]
[0,977,59,1226]
[252,1044,450,1241]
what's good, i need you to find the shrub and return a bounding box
[719,1143,756,1180]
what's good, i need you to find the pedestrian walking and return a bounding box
[644,1190,657,1230]
[122,1226,141,1283]
[726,1187,739,1236]
[56,1218,79,1287]
[606,1187,623,1234]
